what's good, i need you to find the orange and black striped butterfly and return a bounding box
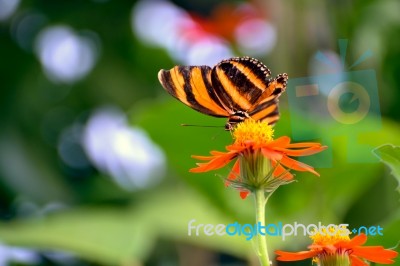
[158,56,288,130]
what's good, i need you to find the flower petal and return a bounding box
[239,190,249,199]
[191,155,217,161]
[280,155,320,176]
[266,136,291,147]
[339,234,367,248]
[352,246,398,264]
[261,147,283,160]
[191,150,235,161]
[275,250,319,261]
[226,144,247,153]
[287,142,326,148]
[272,162,294,180]
[275,144,328,157]
[190,152,237,173]
[211,150,231,156]
[350,255,369,266]
[227,160,240,181]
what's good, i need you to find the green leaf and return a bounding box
[0,208,151,265]
[0,187,251,265]
[365,207,400,247]
[373,144,400,192]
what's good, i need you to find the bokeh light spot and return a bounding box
[0,0,20,21]
[35,25,99,83]
[82,107,166,190]
[235,19,277,56]
[11,12,47,51]
[131,0,233,64]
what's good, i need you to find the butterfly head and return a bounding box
[225,110,250,131]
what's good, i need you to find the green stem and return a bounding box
[255,189,270,266]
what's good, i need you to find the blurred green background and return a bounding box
[0,0,399,265]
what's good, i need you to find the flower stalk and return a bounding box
[255,188,270,266]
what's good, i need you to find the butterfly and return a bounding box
[158,56,288,130]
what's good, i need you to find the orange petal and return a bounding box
[350,255,369,266]
[239,190,249,199]
[274,144,328,157]
[275,250,319,261]
[190,153,237,173]
[280,155,320,176]
[191,155,217,161]
[272,163,294,180]
[191,150,234,161]
[227,160,240,181]
[210,150,231,156]
[339,234,367,248]
[287,142,325,148]
[352,246,398,264]
[261,147,283,160]
[266,136,291,148]
[226,144,247,152]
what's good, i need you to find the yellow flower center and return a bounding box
[310,227,352,266]
[311,226,350,246]
[233,119,274,145]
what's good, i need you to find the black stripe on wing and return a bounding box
[248,72,288,125]
[248,97,279,125]
[178,66,228,117]
[199,66,228,112]
[217,61,264,104]
[158,69,180,100]
[228,56,272,85]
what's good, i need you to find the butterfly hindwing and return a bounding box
[211,64,249,112]
[211,57,271,112]
[249,73,288,125]
[158,65,229,117]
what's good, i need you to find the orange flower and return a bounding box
[275,233,398,266]
[190,120,327,198]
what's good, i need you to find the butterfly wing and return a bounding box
[211,57,274,113]
[248,73,288,125]
[158,65,230,117]
[158,57,288,127]
[211,57,287,126]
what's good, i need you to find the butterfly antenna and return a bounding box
[180,124,227,140]
[211,129,225,141]
[180,124,224,128]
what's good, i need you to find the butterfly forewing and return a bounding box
[212,57,279,107]
[158,66,229,117]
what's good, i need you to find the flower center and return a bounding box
[233,119,274,145]
[311,226,350,246]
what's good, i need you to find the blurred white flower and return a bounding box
[0,0,20,21]
[131,0,233,65]
[235,18,277,56]
[35,25,99,83]
[82,107,166,190]
[0,242,39,266]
